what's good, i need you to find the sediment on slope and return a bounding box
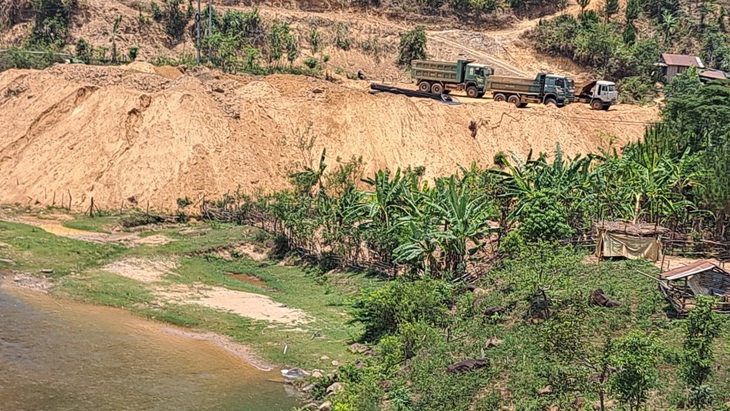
[0,63,658,210]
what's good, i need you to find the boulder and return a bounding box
[326,382,343,395]
[348,343,370,354]
[318,401,332,411]
[537,385,553,396]
[446,358,489,374]
[589,289,620,307]
[281,368,310,382]
[331,360,340,367]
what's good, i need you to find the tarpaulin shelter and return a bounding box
[594,221,669,262]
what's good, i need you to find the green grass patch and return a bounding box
[62,215,120,233]
[54,271,154,307]
[0,221,123,277]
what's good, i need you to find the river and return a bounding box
[0,283,299,411]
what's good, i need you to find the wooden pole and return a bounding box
[67,190,72,211]
[52,191,56,207]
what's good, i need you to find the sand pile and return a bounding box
[0,64,658,210]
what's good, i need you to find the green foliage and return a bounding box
[0,47,57,71]
[75,37,92,63]
[151,1,163,21]
[610,331,661,411]
[309,25,322,54]
[603,0,619,22]
[334,22,351,50]
[29,0,72,48]
[161,0,188,41]
[577,0,590,13]
[267,20,297,65]
[352,279,453,343]
[128,45,139,61]
[681,297,722,409]
[304,56,319,69]
[517,190,572,242]
[397,26,427,67]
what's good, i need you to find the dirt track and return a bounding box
[0,63,658,209]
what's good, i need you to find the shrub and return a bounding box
[397,26,427,66]
[128,45,140,61]
[304,56,319,69]
[334,22,351,50]
[151,1,163,21]
[75,38,92,63]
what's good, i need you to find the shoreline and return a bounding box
[1,273,276,372]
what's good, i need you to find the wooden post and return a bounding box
[67,190,72,211]
[52,191,56,207]
[88,197,95,218]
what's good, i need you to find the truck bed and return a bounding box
[487,75,541,94]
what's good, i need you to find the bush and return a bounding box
[334,22,351,50]
[397,26,427,67]
[162,0,188,41]
[29,0,72,48]
[151,1,163,21]
[0,47,56,71]
[304,56,319,69]
[128,45,140,61]
[75,38,92,63]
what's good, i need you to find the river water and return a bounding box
[0,284,298,411]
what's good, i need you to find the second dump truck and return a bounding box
[411,59,494,98]
[487,73,572,107]
[572,80,618,110]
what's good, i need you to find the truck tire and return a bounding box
[418,81,431,92]
[507,95,520,106]
[601,103,611,111]
[590,99,603,110]
[431,83,444,94]
[466,86,479,98]
[493,93,507,102]
[545,98,558,106]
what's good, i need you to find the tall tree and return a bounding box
[604,0,619,22]
[577,0,591,15]
[681,296,722,410]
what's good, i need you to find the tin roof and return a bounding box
[661,260,720,280]
[700,69,729,80]
[661,54,704,68]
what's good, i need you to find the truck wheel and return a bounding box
[493,93,506,102]
[546,98,558,106]
[507,95,520,106]
[466,86,479,98]
[601,104,611,111]
[418,81,431,92]
[591,99,603,110]
[431,83,444,94]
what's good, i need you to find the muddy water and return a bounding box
[0,285,298,411]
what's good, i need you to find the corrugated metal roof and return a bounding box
[661,260,718,280]
[700,69,729,80]
[661,53,705,68]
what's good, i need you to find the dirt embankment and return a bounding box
[0,63,658,209]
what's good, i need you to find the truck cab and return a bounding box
[464,63,494,92]
[543,74,571,106]
[575,80,618,110]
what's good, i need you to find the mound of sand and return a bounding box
[0,64,658,210]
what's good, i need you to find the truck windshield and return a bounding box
[556,79,564,87]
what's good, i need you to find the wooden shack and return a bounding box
[659,260,730,316]
[594,221,668,262]
[658,54,704,83]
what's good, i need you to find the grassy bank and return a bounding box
[0,209,381,371]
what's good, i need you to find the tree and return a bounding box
[29,0,71,48]
[610,331,661,411]
[162,0,187,41]
[75,37,92,63]
[109,16,122,64]
[603,0,619,22]
[577,0,591,15]
[308,25,321,54]
[625,0,640,23]
[681,296,722,410]
[397,26,427,67]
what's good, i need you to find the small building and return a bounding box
[658,54,704,83]
[699,68,730,82]
[594,221,668,262]
[659,260,730,316]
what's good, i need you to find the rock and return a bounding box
[320,355,330,361]
[318,401,332,411]
[301,384,315,392]
[331,360,340,367]
[0,258,16,265]
[484,337,503,349]
[311,371,323,378]
[40,268,53,274]
[281,368,310,382]
[472,287,491,297]
[589,288,620,307]
[537,385,553,396]
[301,403,318,410]
[348,343,370,354]
[446,358,489,374]
[326,382,343,395]
[484,306,503,317]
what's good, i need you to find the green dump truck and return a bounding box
[412,59,494,98]
[488,73,571,107]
